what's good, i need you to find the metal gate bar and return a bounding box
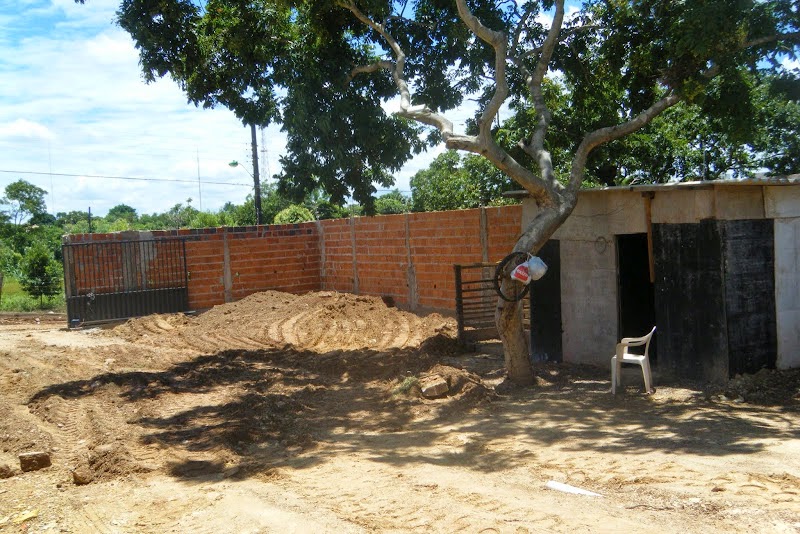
[62,238,189,326]
[454,263,532,347]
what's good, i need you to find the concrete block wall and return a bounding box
[768,185,800,369]
[527,192,645,366]
[559,237,618,366]
[774,218,800,369]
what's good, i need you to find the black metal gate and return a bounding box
[62,239,189,326]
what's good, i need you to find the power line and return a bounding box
[0,169,251,187]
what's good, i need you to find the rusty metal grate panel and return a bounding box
[454,262,531,347]
[62,239,189,326]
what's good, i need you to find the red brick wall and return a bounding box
[409,210,485,310]
[319,218,355,293]
[63,206,522,314]
[228,224,321,301]
[184,235,225,310]
[353,215,411,305]
[486,205,523,262]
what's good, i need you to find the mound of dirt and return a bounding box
[723,367,800,406]
[113,290,458,355]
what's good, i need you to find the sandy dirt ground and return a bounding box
[0,290,798,533]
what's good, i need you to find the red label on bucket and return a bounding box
[511,263,531,284]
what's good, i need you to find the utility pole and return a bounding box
[250,123,263,225]
[196,148,202,211]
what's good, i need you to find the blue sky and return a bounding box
[0,0,449,218]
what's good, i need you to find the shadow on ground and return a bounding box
[27,340,800,481]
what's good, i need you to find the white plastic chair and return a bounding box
[611,326,656,394]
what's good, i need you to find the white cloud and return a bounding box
[0,119,54,140]
[0,2,262,216]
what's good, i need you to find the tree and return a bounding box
[232,183,293,225]
[410,151,517,211]
[0,241,22,278]
[375,189,411,214]
[1,180,48,226]
[330,0,799,384]
[56,210,90,227]
[94,0,799,385]
[19,241,62,306]
[106,204,138,223]
[411,151,481,212]
[274,204,315,224]
[165,200,199,229]
[496,74,800,184]
[103,0,424,211]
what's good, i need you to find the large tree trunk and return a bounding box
[496,296,534,385]
[496,204,572,385]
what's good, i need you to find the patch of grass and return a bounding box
[0,277,66,312]
[393,376,420,396]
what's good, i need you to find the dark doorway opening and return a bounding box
[617,233,657,363]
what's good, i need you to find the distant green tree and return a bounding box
[56,210,90,228]
[273,205,315,224]
[261,183,293,223]
[411,151,520,211]
[137,212,172,230]
[164,200,199,229]
[0,241,22,278]
[1,180,48,225]
[189,211,223,228]
[303,188,347,220]
[410,151,482,212]
[19,241,62,306]
[29,213,57,226]
[234,184,292,225]
[106,204,138,223]
[375,189,411,214]
[314,200,347,220]
[341,204,364,218]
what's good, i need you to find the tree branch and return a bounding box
[338,0,454,135]
[347,61,393,84]
[511,2,539,54]
[528,0,563,155]
[508,1,565,197]
[568,93,682,195]
[454,0,508,140]
[745,31,800,49]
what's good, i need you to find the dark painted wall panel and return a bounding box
[722,219,777,376]
[653,221,729,382]
[530,240,563,362]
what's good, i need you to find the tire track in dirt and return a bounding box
[67,502,118,534]
[268,458,569,533]
[29,391,151,483]
[107,290,457,357]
